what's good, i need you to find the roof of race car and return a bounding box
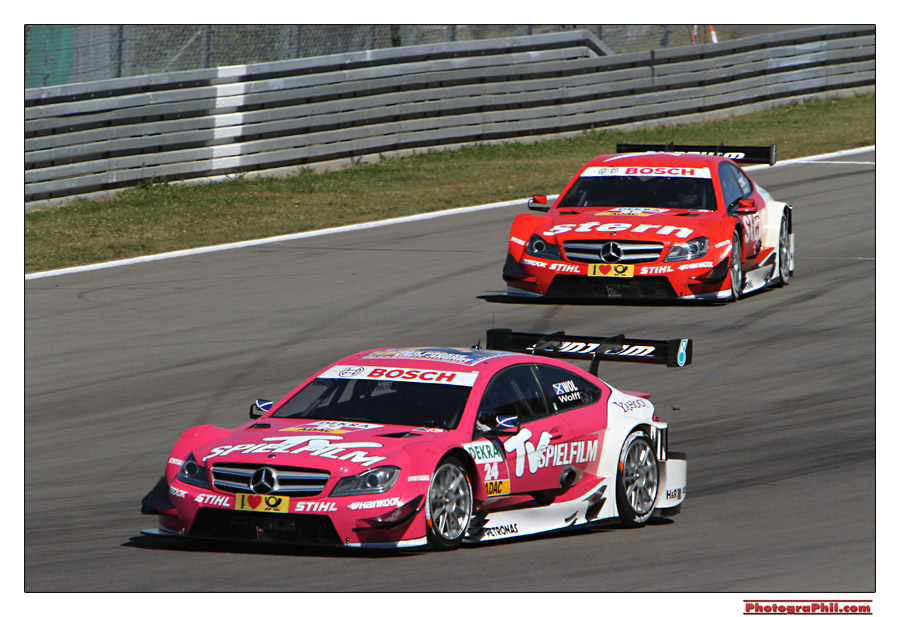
[343,347,517,368]
[314,347,524,388]
[586,151,725,168]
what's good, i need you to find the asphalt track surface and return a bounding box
[25,149,875,594]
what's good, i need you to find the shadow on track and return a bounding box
[123,516,675,557]
[477,293,722,307]
[477,287,778,307]
[122,534,418,559]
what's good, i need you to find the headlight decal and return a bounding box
[176,452,211,488]
[663,237,709,262]
[330,465,401,497]
[525,235,562,260]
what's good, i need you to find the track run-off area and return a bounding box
[24,148,876,602]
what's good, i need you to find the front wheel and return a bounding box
[616,431,659,526]
[426,457,473,550]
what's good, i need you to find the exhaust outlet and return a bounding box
[559,466,577,488]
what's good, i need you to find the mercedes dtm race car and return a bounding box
[503,143,794,301]
[142,329,690,550]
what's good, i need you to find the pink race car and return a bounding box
[503,142,794,301]
[141,329,690,550]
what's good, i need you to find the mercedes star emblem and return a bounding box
[600,242,624,263]
[249,467,278,494]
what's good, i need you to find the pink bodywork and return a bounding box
[149,347,621,548]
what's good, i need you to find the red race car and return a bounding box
[502,143,794,301]
[141,329,690,550]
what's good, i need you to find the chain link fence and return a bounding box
[25,24,733,88]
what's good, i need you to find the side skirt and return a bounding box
[465,479,613,543]
[742,262,777,294]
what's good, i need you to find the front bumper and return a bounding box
[504,253,729,300]
[141,475,428,548]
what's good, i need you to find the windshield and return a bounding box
[556,175,716,210]
[271,377,471,430]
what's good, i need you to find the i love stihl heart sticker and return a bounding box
[587,264,634,277]
[236,493,290,513]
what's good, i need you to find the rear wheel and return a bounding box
[727,229,743,302]
[426,456,473,550]
[774,215,791,287]
[616,431,659,526]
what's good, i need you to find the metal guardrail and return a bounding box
[24,25,874,207]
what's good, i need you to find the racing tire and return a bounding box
[426,456,473,550]
[616,431,659,527]
[727,229,743,302]
[774,215,791,287]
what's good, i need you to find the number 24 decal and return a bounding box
[484,462,499,481]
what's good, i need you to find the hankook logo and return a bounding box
[249,467,278,494]
[600,242,624,263]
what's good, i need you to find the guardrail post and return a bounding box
[200,25,212,69]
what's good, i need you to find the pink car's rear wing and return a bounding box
[484,328,692,373]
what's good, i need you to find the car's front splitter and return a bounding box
[141,475,429,548]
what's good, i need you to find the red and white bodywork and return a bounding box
[503,144,794,301]
[142,331,690,550]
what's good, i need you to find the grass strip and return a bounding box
[25,93,874,273]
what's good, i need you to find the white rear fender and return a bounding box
[598,388,667,479]
[761,199,791,251]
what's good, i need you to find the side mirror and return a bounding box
[475,411,519,436]
[734,199,758,214]
[495,415,519,432]
[528,195,550,212]
[250,398,273,419]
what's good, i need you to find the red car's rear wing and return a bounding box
[484,328,692,374]
[616,141,777,166]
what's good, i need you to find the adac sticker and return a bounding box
[485,479,510,496]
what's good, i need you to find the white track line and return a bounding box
[25,145,874,281]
